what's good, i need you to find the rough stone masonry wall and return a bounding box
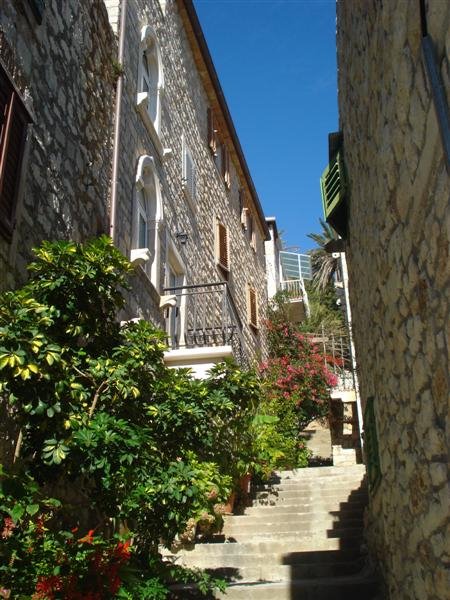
[337,1,449,598]
[0,0,116,291]
[105,0,268,360]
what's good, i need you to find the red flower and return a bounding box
[113,540,131,563]
[35,516,45,537]
[77,529,95,544]
[34,575,62,599]
[1,517,15,539]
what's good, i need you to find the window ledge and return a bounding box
[130,247,151,266]
[136,93,172,161]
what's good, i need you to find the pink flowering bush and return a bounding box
[257,317,337,470]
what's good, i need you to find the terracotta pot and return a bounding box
[239,473,252,495]
[222,491,236,514]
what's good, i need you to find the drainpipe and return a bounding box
[109,0,127,243]
[340,252,364,452]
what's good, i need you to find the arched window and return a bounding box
[132,155,163,290]
[137,26,164,141]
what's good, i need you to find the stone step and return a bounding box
[216,527,364,543]
[242,499,367,514]
[224,507,364,525]
[254,482,367,494]
[212,574,380,599]
[252,494,367,508]
[253,488,367,501]
[162,535,364,558]
[222,517,363,535]
[175,561,367,583]
[273,465,366,479]
[265,471,366,483]
[169,553,365,580]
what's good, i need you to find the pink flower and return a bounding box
[1,517,15,539]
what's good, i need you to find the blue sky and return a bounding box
[193,0,338,252]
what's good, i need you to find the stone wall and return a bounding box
[337,1,449,598]
[105,0,269,361]
[0,0,117,290]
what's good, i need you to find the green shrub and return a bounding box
[0,237,262,598]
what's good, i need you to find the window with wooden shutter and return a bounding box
[248,286,258,329]
[182,138,196,202]
[207,108,217,156]
[216,221,229,272]
[221,145,231,190]
[238,188,244,216]
[247,211,256,250]
[0,66,31,240]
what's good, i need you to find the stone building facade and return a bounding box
[0,0,117,290]
[104,0,269,365]
[335,1,449,598]
[0,0,269,366]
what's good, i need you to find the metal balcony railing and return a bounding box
[280,279,305,300]
[307,332,355,391]
[163,282,248,367]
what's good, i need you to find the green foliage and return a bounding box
[307,218,339,291]
[257,297,337,473]
[0,465,131,598]
[299,282,345,335]
[0,237,267,598]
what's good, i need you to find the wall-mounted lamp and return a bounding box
[176,232,188,245]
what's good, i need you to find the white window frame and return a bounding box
[136,193,148,249]
[136,26,171,160]
[132,155,164,291]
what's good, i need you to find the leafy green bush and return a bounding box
[0,237,261,598]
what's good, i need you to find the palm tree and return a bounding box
[307,219,339,290]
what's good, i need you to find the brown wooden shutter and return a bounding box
[207,108,217,156]
[238,188,244,216]
[248,212,254,246]
[249,287,258,328]
[0,66,30,238]
[222,145,231,189]
[217,221,229,271]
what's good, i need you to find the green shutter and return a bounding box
[320,150,348,238]
[363,397,381,492]
[320,151,346,219]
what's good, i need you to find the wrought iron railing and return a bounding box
[307,332,355,391]
[163,282,248,367]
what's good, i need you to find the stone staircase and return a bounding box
[165,465,380,599]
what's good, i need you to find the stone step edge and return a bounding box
[220,574,379,589]
[169,571,378,593]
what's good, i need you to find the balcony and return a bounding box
[279,278,309,322]
[280,278,305,299]
[162,282,247,377]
